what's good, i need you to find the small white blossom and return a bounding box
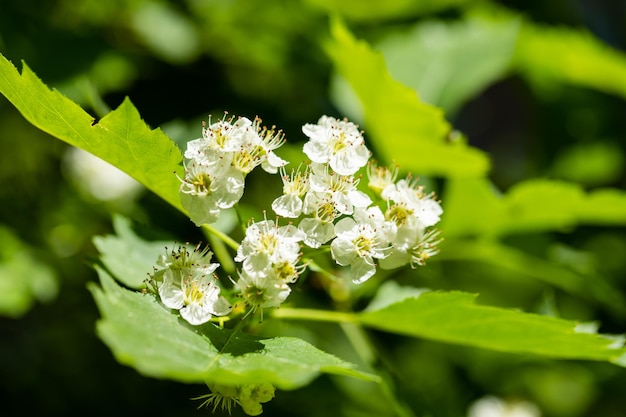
[308,163,371,215]
[382,178,442,228]
[179,162,245,225]
[235,219,305,277]
[367,160,398,197]
[330,206,389,283]
[271,166,310,218]
[235,269,291,309]
[468,396,541,417]
[153,245,232,325]
[159,270,232,325]
[302,115,370,176]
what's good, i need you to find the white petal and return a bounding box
[330,238,357,266]
[350,257,377,284]
[272,194,303,218]
[180,303,213,325]
[299,218,335,248]
[158,281,185,310]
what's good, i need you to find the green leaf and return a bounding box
[93,215,173,289]
[359,286,626,364]
[437,239,626,315]
[0,53,184,212]
[89,267,377,389]
[515,22,626,99]
[326,18,489,178]
[442,178,626,237]
[551,142,624,187]
[304,0,470,22]
[376,14,520,114]
[0,226,58,318]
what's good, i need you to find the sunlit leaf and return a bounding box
[0,53,184,212]
[442,178,626,237]
[326,18,490,178]
[515,22,626,99]
[90,268,377,389]
[377,14,520,114]
[359,284,626,365]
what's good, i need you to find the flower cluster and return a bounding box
[158,114,442,320]
[179,114,287,226]
[269,116,443,284]
[147,113,443,416]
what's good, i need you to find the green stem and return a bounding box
[201,223,239,251]
[271,307,356,323]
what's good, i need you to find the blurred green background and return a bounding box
[1,0,626,416]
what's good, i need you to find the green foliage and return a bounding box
[0,226,57,317]
[442,178,626,237]
[90,267,377,388]
[326,18,490,178]
[376,13,520,114]
[359,282,626,364]
[551,142,625,186]
[2,1,626,416]
[93,216,173,289]
[515,21,626,98]
[304,0,469,22]
[0,54,184,212]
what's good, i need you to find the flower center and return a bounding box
[185,281,205,305]
[386,203,413,226]
[353,233,375,256]
[258,233,279,254]
[190,172,213,194]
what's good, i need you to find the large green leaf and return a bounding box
[0,53,184,212]
[441,178,626,237]
[326,18,490,178]
[92,215,174,289]
[89,267,377,389]
[376,14,520,114]
[358,283,626,365]
[515,22,626,99]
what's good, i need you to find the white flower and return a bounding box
[330,206,389,283]
[179,162,245,225]
[366,160,398,196]
[271,166,310,218]
[379,228,441,269]
[156,244,219,276]
[235,269,291,309]
[308,163,371,215]
[231,117,287,174]
[159,270,232,325]
[302,115,370,176]
[382,178,442,228]
[153,245,232,325]
[468,396,541,417]
[235,219,305,277]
